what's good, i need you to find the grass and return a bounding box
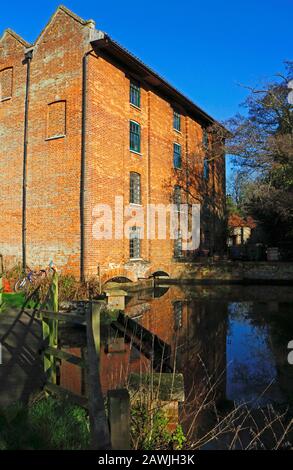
[0,396,90,450]
[2,292,25,308]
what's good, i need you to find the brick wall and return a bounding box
[25,9,92,274]
[86,52,226,281]
[0,31,27,269]
[0,6,226,280]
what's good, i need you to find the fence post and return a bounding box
[42,271,59,384]
[107,389,131,450]
[86,301,111,449]
[0,276,2,308]
[91,301,101,359]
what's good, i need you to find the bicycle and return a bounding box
[14,262,56,293]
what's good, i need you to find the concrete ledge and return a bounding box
[171,261,293,284]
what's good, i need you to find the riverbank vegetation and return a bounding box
[0,384,291,450]
[225,61,293,255]
[0,396,89,450]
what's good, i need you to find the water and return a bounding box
[124,285,292,405]
[1,283,291,448]
[227,302,286,406]
[59,284,293,447]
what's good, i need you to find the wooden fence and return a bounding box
[1,271,184,450]
[37,271,130,450]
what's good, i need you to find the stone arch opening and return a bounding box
[101,268,136,286]
[105,276,133,284]
[150,271,170,279]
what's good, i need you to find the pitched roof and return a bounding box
[229,214,256,229]
[1,5,226,129]
[92,35,220,127]
[0,28,31,47]
[33,5,95,47]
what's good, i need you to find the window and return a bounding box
[47,100,66,139]
[173,185,181,210]
[202,128,208,150]
[130,172,141,204]
[130,80,140,108]
[129,226,141,259]
[173,110,181,131]
[202,128,209,179]
[203,158,209,179]
[130,121,141,153]
[173,143,181,169]
[173,301,183,330]
[0,67,13,101]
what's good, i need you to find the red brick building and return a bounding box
[0,5,226,282]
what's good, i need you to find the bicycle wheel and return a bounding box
[14,278,27,293]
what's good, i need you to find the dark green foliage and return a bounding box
[0,397,90,450]
[2,293,25,308]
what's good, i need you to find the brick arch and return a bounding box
[101,268,136,285]
[145,266,171,279]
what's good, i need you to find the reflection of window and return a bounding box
[173,143,181,169]
[129,226,141,259]
[173,301,183,330]
[47,101,66,139]
[173,110,181,131]
[130,80,140,108]
[174,229,183,258]
[130,172,141,204]
[0,67,13,101]
[130,120,141,153]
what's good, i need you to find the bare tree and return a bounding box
[224,61,293,248]
[164,123,227,255]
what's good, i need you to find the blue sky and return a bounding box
[1,0,291,122]
[1,0,292,179]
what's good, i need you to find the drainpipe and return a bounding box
[80,49,93,282]
[212,157,216,255]
[22,50,33,272]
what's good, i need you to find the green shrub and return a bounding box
[130,402,186,450]
[0,397,90,450]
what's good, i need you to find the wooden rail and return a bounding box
[39,275,119,449]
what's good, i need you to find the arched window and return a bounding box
[130,80,141,108]
[129,226,141,259]
[173,110,181,131]
[130,120,141,153]
[203,158,209,180]
[173,143,181,169]
[130,172,141,204]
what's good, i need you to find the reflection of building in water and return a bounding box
[59,286,228,431]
